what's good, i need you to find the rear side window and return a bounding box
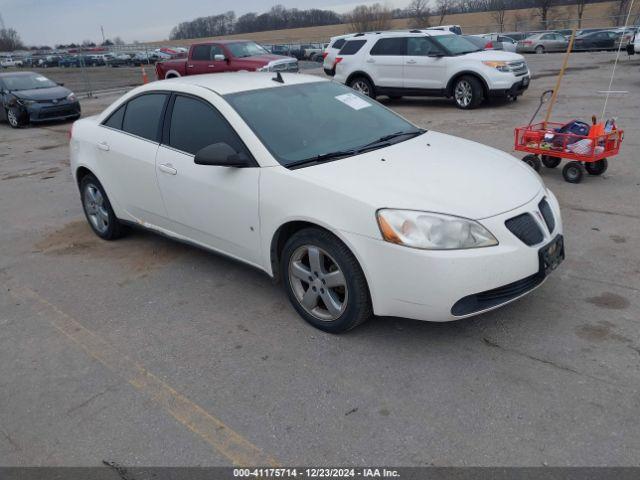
[332,38,346,49]
[168,95,247,156]
[370,38,406,56]
[122,93,167,142]
[103,104,125,130]
[339,40,366,55]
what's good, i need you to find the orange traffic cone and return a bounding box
[141,65,149,84]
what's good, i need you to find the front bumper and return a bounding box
[27,101,81,123]
[489,75,530,98]
[341,189,562,322]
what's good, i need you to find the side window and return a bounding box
[407,37,434,56]
[541,34,554,40]
[122,93,167,142]
[210,45,224,58]
[339,40,366,55]
[192,45,210,61]
[168,95,247,156]
[332,38,346,50]
[103,104,125,130]
[370,37,406,56]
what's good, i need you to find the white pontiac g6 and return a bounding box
[70,72,564,333]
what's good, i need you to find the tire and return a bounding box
[522,154,541,172]
[453,75,484,109]
[6,107,26,128]
[281,227,372,333]
[348,76,375,98]
[584,158,608,176]
[79,174,127,240]
[535,45,545,54]
[562,161,584,183]
[541,155,562,168]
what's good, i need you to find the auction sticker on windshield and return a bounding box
[335,93,371,110]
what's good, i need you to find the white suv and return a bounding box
[333,31,531,109]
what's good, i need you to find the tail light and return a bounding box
[67,123,74,141]
[322,52,328,59]
[485,41,494,49]
[334,57,343,66]
[524,40,533,45]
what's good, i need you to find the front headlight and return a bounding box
[67,92,77,102]
[376,209,498,250]
[256,65,270,72]
[16,98,36,106]
[482,60,510,72]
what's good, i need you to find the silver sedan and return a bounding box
[517,33,569,54]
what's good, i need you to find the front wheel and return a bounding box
[348,76,375,98]
[80,174,127,240]
[453,75,484,109]
[6,107,26,128]
[281,228,372,333]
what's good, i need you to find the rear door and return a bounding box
[403,36,448,90]
[155,93,261,264]
[97,93,169,225]
[367,37,405,88]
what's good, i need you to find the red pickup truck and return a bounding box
[155,40,298,79]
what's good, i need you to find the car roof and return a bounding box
[146,72,327,96]
[192,39,254,46]
[351,30,453,40]
[0,71,38,77]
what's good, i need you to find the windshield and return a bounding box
[227,42,269,58]
[2,73,57,91]
[431,35,482,55]
[225,82,421,167]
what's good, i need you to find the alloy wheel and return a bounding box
[7,109,18,127]
[83,183,110,234]
[351,80,370,96]
[454,80,473,108]
[288,245,348,322]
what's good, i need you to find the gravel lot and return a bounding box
[1,51,639,467]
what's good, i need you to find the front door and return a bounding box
[155,94,261,265]
[403,37,448,91]
[187,44,227,75]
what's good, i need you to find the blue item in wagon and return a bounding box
[556,120,590,136]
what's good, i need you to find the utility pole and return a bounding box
[100,25,105,43]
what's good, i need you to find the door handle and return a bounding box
[366,58,375,63]
[97,141,110,151]
[158,163,177,175]
[406,59,417,64]
[187,65,194,68]
[208,64,215,67]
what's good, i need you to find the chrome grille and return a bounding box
[508,60,528,77]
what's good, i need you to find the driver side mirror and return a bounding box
[194,142,251,168]
[428,51,445,58]
[213,54,226,62]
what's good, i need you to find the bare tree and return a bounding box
[407,0,431,28]
[488,0,507,32]
[533,0,554,30]
[435,0,453,25]
[0,28,24,51]
[610,0,634,26]
[348,4,392,32]
[572,0,587,28]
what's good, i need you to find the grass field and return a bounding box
[162,1,631,46]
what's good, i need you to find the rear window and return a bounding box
[122,93,168,142]
[339,40,366,55]
[370,38,406,56]
[332,38,347,49]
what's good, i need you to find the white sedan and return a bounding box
[70,72,564,332]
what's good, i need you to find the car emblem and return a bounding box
[52,99,58,104]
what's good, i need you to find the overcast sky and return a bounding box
[2,0,410,46]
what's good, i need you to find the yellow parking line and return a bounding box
[8,283,279,467]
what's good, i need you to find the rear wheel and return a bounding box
[453,75,484,109]
[535,45,545,54]
[585,159,608,175]
[348,76,375,98]
[541,155,562,168]
[562,161,584,183]
[80,174,127,240]
[281,228,372,333]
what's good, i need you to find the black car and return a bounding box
[0,72,81,128]
[573,30,621,51]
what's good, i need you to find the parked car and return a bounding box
[0,71,80,127]
[333,31,530,109]
[302,44,325,61]
[58,55,82,68]
[37,55,62,68]
[626,31,640,54]
[425,25,463,35]
[131,51,159,65]
[155,40,298,79]
[517,32,569,53]
[323,34,357,76]
[573,30,622,51]
[0,56,23,68]
[69,72,563,332]
[479,34,517,52]
[501,31,527,42]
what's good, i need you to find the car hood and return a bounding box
[12,85,71,101]
[463,50,524,62]
[292,131,543,220]
[236,54,295,64]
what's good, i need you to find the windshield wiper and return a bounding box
[287,149,358,169]
[359,129,426,149]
